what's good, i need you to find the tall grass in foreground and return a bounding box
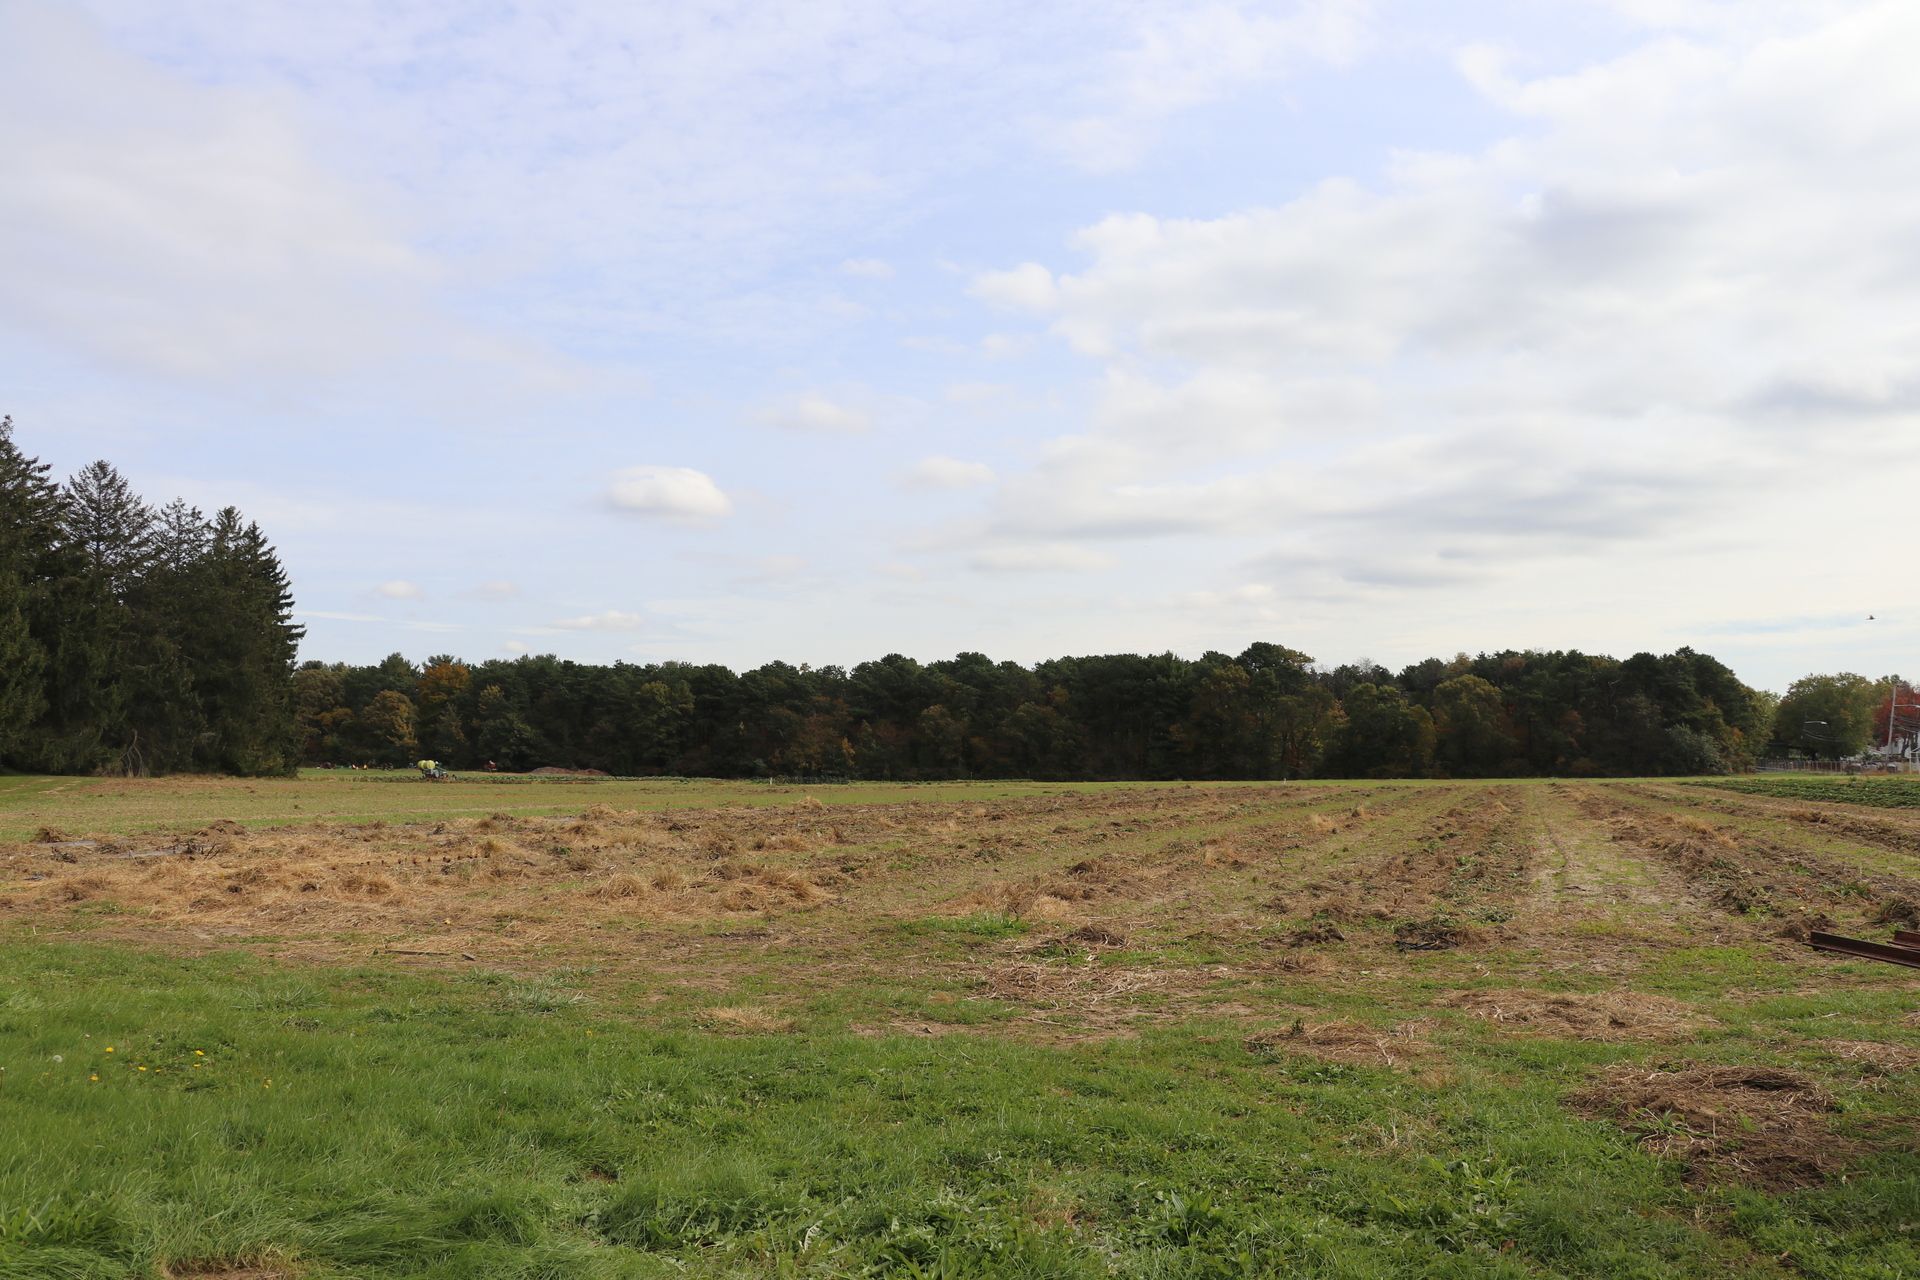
[1,944,1915,1278]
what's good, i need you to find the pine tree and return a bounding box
[0,418,57,756]
[30,461,159,773]
[65,461,155,593]
[181,508,303,774]
[123,500,215,772]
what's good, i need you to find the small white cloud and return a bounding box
[549,610,645,631]
[840,257,895,278]
[759,392,872,434]
[604,466,733,521]
[502,641,529,654]
[899,456,998,491]
[875,560,927,581]
[376,580,425,599]
[969,263,1057,311]
[967,544,1119,574]
[295,610,382,622]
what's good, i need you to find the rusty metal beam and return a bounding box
[1808,931,1920,969]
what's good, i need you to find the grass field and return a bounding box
[4,773,1920,1278]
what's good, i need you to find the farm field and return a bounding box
[3,774,1920,1278]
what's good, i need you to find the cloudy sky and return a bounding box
[5,0,1916,690]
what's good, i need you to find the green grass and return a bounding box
[1684,776,1920,809]
[5,944,1920,1278]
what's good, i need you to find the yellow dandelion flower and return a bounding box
[105,1047,114,1053]
[138,1066,147,1071]
[195,1050,204,1056]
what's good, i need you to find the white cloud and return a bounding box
[967,544,1119,574]
[840,257,895,278]
[758,392,873,434]
[970,263,1058,311]
[295,609,382,622]
[376,580,425,599]
[959,1,1920,603]
[604,466,733,522]
[549,610,646,631]
[874,560,927,581]
[502,641,530,654]
[899,456,999,491]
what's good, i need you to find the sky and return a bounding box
[3,0,1917,692]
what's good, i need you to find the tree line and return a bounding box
[0,419,303,776]
[296,642,1806,781]
[7,419,1896,782]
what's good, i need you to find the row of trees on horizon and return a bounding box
[3,421,1902,782]
[0,420,303,776]
[294,645,1904,782]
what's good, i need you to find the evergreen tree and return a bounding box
[181,508,303,774]
[0,421,303,777]
[0,418,57,754]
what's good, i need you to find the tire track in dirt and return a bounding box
[1527,784,1693,911]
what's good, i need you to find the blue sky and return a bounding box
[5,0,1916,691]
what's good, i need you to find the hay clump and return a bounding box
[1066,924,1127,947]
[1243,1018,1427,1066]
[718,885,763,911]
[1776,912,1835,941]
[704,1006,796,1033]
[595,873,651,898]
[1442,989,1710,1040]
[1871,894,1919,925]
[1263,922,1345,948]
[981,962,1166,1006]
[1393,917,1489,950]
[1819,1039,1920,1073]
[1567,1064,1849,1190]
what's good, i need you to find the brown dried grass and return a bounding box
[1441,989,1710,1040]
[1243,1018,1429,1066]
[1818,1039,1920,1073]
[1567,1064,1850,1189]
[595,874,650,899]
[703,1006,796,1033]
